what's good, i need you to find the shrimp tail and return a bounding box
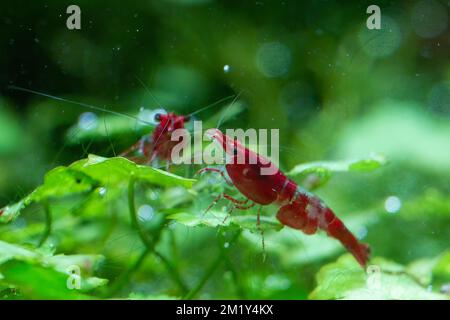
[276,194,370,268]
[324,209,371,268]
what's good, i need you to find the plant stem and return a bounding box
[37,200,52,247]
[106,247,150,297]
[154,250,189,294]
[184,230,241,300]
[126,176,188,295]
[223,251,246,299]
[128,176,152,247]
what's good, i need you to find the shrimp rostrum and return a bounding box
[200,129,370,268]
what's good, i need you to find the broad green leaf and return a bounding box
[0,240,107,298]
[167,210,282,231]
[167,211,228,228]
[406,258,439,286]
[0,169,97,224]
[231,215,283,232]
[0,240,104,274]
[69,154,195,189]
[287,155,385,189]
[0,240,37,265]
[0,200,27,224]
[288,155,386,176]
[0,261,92,299]
[309,254,448,300]
[1,154,195,223]
[432,252,450,286]
[46,254,105,276]
[33,167,100,200]
[0,167,98,223]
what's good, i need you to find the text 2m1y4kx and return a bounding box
[176,304,274,317]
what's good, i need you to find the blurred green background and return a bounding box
[0,0,449,299]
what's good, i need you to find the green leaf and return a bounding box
[310,254,448,300]
[0,240,38,265]
[432,252,450,286]
[0,261,91,299]
[0,240,104,274]
[288,155,386,176]
[70,154,195,188]
[1,154,195,223]
[0,200,27,224]
[167,210,282,231]
[231,215,283,232]
[406,258,438,286]
[167,212,228,228]
[0,240,107,298]
[287,155,386,189]
[0,167,99,223]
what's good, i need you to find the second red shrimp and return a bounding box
[120,112,190,166]
[200,129,371,268]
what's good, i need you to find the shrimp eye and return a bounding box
[154,113,161,122]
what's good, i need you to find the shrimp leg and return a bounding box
[197,167,233,186]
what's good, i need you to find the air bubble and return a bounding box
[138,204,154,221]
[98,187,107,197]
[223,64,231,73]
[357,226,368,240]
[385,196,402,214]
[78,112,98,131]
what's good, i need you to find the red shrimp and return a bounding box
[200,129,370,268]
[120,112,190,165]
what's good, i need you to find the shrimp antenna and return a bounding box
[188,94,237,117]
[134,75,164,109]
[216,89,243,129]
[134,75,235,117]
[7,85,154,126]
